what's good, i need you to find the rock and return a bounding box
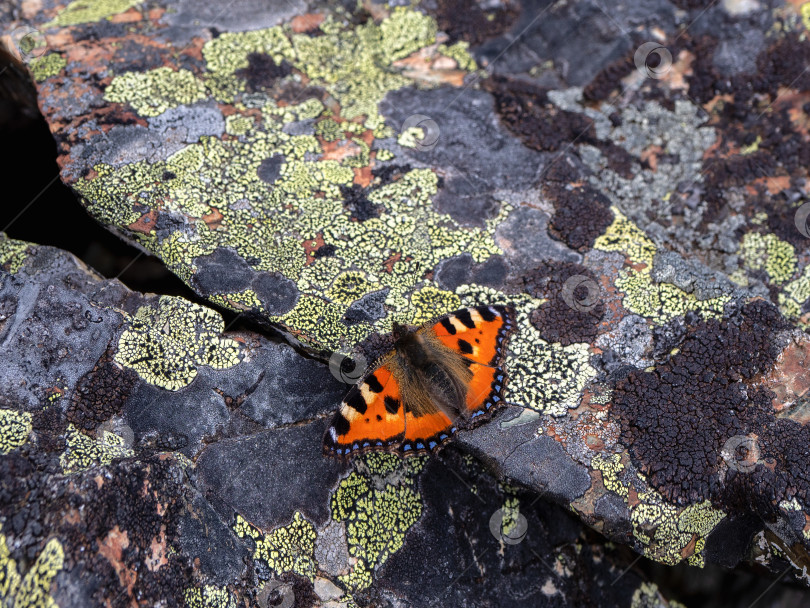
[4,0,810,604]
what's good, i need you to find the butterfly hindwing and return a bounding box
[429,305,516,367]
[465,362,508,419]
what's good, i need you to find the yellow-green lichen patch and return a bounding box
[113,296,242,390]
[184,585,235,608]
[495,484,523,541]
[330,455,424,591]
[290,7,436,124]
[739,232,797,286]
[437,41,477,71]
[631,486,726,566]
[201,27,294,101]
[0,534,64,608]
[28,54,66,82]
[458,285,595,416]
[586,451,727,567]
[595,209,729,324]
[74,8,490,352]
[234,512,317,580]
[328,272,377,306]
[43,0,141,27]
[630,582,666,608]
[60,423,134,474]
[104,67,208,117]
[591,453,628,498]
[802,2,810,31]
[0,534,20,601]
[0,235,31,274]
[0,409,32,455]
[224,114,254,136]
[409,286,461,325]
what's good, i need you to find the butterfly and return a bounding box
[323,305,517,457]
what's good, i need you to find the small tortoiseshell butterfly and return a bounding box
[324,305,517,457]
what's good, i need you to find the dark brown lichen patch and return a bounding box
[611,300,810,515]
[340,184,379,221]
[583,53,634,103]
[62,457,192,607]
[680,29,810,232]
[484,75,599,153]
[521,261,605,346]
[546,183,614,251]
[235,52,293,92]
[484,74,637,177]
[371,163,412,187]
[426,0,520,46]
[67,348,138,431]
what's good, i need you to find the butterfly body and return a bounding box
[324,305,517,457]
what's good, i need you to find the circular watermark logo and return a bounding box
[400,114,440,152]
[9,26,47,62]
[329,351,368,384]
[489,508,528,545]
[634,42,672,79]
[721,435,760,473]
[794,202,810,238]
[561,275,601,313]
[257,579,295,608]
[96,419,135,448]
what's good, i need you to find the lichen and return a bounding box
[28,54,66,82]
[590,453,726,566]
[739,232,797,286]
[113,296,242,390]
[437,41,477,71]
[60,423,133,474]
[183,585,235,608]
[103,67,208,117]
[630,582,666,608]
[0,535,64,608]
[0,235,30,274]
[329,455,424,591]
[43,0,141,27]
[234,512,317,580]
[595,209,729,324]
[591,453,628,497]
[0,409,32,455]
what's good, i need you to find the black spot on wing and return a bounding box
[440,317,457,335]
[455,308,476,329]
[477,305,497,322]
[458,339,473,354]
[366,374,384,393]
[384,395,400,414]
[346,390,367,414]
[332,413,350,436]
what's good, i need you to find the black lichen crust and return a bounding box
[521,261,605,346]
[234,52,293,92]
[545,182,614,251]
[611,300,810,518]
[425,0,520,47]
[484,74,637,178]
[60,457,193,607]
[67,348,138,431]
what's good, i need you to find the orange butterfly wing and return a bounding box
[429,305,514,420]
[429,305,515,367]
[323,361,406,456]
